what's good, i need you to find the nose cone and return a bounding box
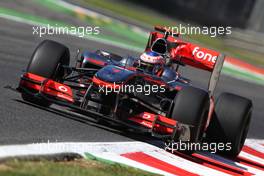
[95,65,135,83]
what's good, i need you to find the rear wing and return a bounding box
[208,53,225,96]
[154,26,180,37]
[146,26,225,95]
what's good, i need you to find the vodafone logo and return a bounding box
[192,47,217,63]
[142,113,152,119]
[58,86,68,92]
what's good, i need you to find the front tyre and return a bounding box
[21,40,70,107]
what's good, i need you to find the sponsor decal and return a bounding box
[192,47,217,63]
[142,113,152,119]
[58,85,68,92]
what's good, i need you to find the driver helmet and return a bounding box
[138,51,164,74]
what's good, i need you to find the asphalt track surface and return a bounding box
[0,2,263,145]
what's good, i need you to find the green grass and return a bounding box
[35,0,148,46]
[0,159,158,176]
[34,0,264,67]
[83,0,264,67]
[83,0,176,27]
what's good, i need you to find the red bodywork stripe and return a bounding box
[129,118,174,133]
[205,97,215,131]
[85,58,106,66]
[175,85,182,91]
[19,73,46,91]
[144,77,166,86]
[92,76,121,89]
[23,72,46,82]
[129,112,176,134]
[43,80,73,97]
[137,112,176,125]
[20,73,74,103]
[20,80,41,91]
[122,152,198,176]
[148,31,219,72]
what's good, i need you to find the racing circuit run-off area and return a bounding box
[0,0,264,176]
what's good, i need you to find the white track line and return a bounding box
[145,150,232,176]
[239,151,264,164]
[0,140,263,176]
[245,139,264,154]
[199,151,264,176]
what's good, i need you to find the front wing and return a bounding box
[17,72,191,141]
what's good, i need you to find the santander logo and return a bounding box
[192,47,217,63]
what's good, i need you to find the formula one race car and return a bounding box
[17,26,252,157]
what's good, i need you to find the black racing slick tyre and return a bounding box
[171,87,210,143]
[21,40,70,107]
[27,40,70,79]
[206,93,253,157]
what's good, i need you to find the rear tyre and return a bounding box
[171,87,210,144]
[22,40,70,107]
[206,93,252,157]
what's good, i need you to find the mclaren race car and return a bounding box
[17,26,253,157]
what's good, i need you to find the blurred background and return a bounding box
[77,0,264,67]
[1,0,264,67]
[126,0,256,29]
